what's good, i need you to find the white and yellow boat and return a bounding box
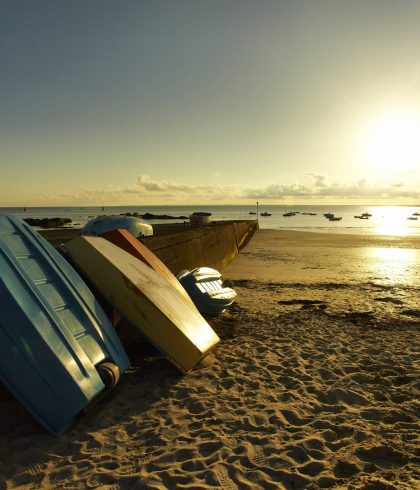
[65,236,220,373]
[99,229,192,304]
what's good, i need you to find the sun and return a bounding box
[363,113,420,174]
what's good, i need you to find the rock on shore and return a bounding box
[121,212,188,220]
[24,218,72,228]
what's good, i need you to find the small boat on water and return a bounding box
[189,212,213,224]
[82,215,153,238]
[361,212,372,217]
[323,212,335,219]
[412,212,420,216]
[176,267,237,315]
[260,212,272,217]
[65,236,220,373]
[407,216,418,221]
[354,215,369,219]
[0,215,130,435]
[283,212,295,217]
[249,211,256,215]
[328,216,342,221]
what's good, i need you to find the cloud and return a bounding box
[307,172,329,188]
[136,175,191,193]
[34,175,243,204]
[136,175,242,200]
[244,174,420,200]
[32,173,419,205]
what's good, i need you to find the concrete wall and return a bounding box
[142,220,258,274]
[40,220,258,274]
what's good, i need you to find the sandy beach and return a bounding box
[1,230,419,489]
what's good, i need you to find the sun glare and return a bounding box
[365,247,418,287]
[364,114,420,174]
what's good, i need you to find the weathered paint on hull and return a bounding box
[0,215,130,435]
[65,236,220,373]
[177,267,237,315]
[100,229,192,304]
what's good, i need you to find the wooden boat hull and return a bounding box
[65,236,220,373]
[100,229,192,304]
[0,215,130,435]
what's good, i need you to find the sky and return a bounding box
[1,0,420,206]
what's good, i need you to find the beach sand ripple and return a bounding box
[0,230,419,489]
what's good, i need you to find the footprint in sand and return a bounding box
[247,444,271,468]
[333,459,360,478]
[324,387,370,406]
[27,464,47,476]
[284,445,310,464]
[299,460,326,477]
[215,465,238,490]
[355,445,408,468]
[281,409,311,427]
[197,441,223,458]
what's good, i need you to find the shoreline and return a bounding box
[234,228,420,245]
[1,228,419,489]
[38,226,420,245]
[2,204,419,237]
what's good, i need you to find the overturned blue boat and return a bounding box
[176,267,237,315]
[82,215,153,238]
[0,215,130,435]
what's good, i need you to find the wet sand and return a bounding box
[1,230,419,489]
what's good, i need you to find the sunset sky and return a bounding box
[1,0,420,206]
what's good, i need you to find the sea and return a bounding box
[1,205,419,237]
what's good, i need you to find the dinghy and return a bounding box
[0,215,130,435]
[82,215,153,238]
[99,229,192,303]
[65,236,220,373]
[176,267,237,315]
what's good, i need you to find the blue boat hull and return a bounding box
[176,267,237,315]
[0,215,130,434]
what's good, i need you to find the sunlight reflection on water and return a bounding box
[372,206,419,236]
[364,247,420,286]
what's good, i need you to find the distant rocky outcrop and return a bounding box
[24,217,72,228]
[120,212,142,217]
[120,212,188,220]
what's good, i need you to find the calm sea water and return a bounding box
[1,205,419,236]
